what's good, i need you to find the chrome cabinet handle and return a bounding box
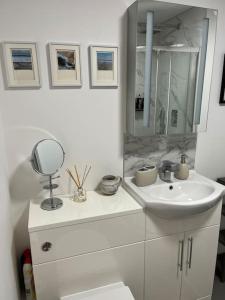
[42,242,52,252]
[188,237,193,269]
[178,240,184,271]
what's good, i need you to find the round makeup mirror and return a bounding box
[31,139,65,211]
[31,139,65,176]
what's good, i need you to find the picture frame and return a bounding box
[220,54,225,105]
[49,43,82,87]
[90,46,118,87]
[2,42,41,88]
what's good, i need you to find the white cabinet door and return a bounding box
[181,225,219,300]
[145,233,184,300]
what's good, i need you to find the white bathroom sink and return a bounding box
[124,171,225,219]
[147,181,214,201]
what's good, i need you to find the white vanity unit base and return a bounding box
[28,188,145,300]
[145,224,219,300]
[144,200,222,300]
[29,187,222,300]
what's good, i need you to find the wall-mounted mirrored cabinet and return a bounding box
[127,0,217,136]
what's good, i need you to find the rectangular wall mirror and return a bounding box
[127,0,217,136]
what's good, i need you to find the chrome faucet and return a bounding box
[159,160,178,182]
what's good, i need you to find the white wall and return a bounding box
[0,115,19,300]
[1,0,225,294]
[0,0,134,257]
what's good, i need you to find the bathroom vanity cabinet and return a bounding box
[28,188,222,300]
[145,226,219,300]
[145,202,222,300]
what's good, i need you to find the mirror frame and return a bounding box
[126,1,218,136]
[197,8,217,132]
[31,139,65,176]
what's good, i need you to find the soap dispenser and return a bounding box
[175,154,189,180]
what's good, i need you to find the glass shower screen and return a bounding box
[149,48,199,135]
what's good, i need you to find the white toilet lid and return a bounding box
[61,283,135,300]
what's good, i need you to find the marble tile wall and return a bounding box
[124,133,197,177]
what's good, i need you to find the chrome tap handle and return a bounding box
[159,160,178,172]
[160,160,178,171]
[159,160,178,182]
[164,169,171,182]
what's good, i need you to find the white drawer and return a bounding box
[30,212,145,264]
[33,242,145,300]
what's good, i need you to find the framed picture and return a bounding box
[90,46,118,87]
[220,54,225,105]
[2,42,40,88]
[49,43,82,87]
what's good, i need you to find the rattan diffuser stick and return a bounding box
[81,165,87,187]
[82,166,91,186]
[74,165,81,187]
[67,165,91,189]
[66,169,79,188]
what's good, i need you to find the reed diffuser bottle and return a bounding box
[66,165,91,202]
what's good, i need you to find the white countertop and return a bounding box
[28,187,142,232]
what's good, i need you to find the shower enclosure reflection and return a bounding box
[127,0,217,136]
[137,47,198,135]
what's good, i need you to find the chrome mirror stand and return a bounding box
[30,138,65,211]
[41,175,63,211]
